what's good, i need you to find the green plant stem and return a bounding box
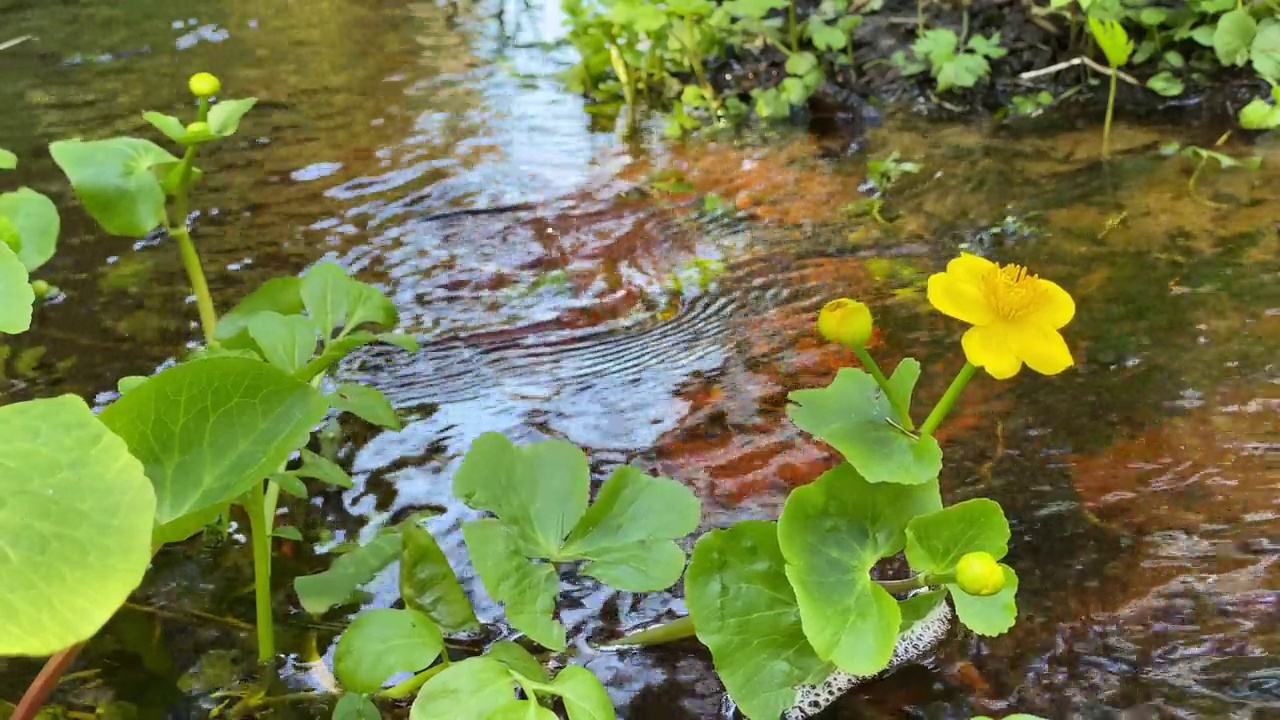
[919,361,977,437]
[852,346,914,431]
[170,144,219,344]
[604,615,697,647]
[877,572,950,594]
[959,7,970,45]
[1102,70,1116,159]
[379,663,449,699]
[197,96,210,122]
[788,0,799,51]
[242,487,276,662]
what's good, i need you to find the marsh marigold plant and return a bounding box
[927,253,1075,379]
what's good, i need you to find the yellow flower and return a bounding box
[927,253,1075,380]
[816,298,873,349]
[954,551,1005,597]
[188,72,221,97]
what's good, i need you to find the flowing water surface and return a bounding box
[1,1,1278,718]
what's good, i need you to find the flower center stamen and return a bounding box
[983,263,1042,320]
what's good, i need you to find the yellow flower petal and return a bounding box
[927,273,997,326]
[1027,278,1075,329]
[1007,322,1073,376]
[962,325,1023,379]
[946,253,996,283]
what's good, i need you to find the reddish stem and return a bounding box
[12,643,84,720]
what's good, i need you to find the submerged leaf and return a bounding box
[0,395,155,656]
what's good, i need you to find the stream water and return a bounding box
[2,0,1278,718]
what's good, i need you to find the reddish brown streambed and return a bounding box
[2,1,1279,719]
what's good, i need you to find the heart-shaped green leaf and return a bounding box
[777,463,942,675]
[685,520,830,720]
[50,137,178,238]
[905,499,1016,636]
[0,187,59,272]
[401,523,479,633]
[98,357,328,535]
[786,360,941,485]
[295,533,403,615]
[411,657,517,720]
[334,608,444,693]
[0,242,34,334]
[0,395,155,656]
[1214,8,1257,67]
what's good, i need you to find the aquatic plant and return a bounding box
[1088,16,1134,158]
[3,72,415,718]
[2,69,1074,720]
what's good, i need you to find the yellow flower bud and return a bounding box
[188,72,221,97]
[954,551,1005,597]
[816,298,873,349]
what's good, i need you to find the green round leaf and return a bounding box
[1214,8,1257,67]
[949,564,1018,636]
[98,357,329,535]
[411,657,516,720]
[786,361,941,485]
[548,666,616,720]
[904,498,1010,574]
[334,608,444,693]
[777,464,942,675]
[332,694,380,720]
[0,187,59,272]
[685,520,830,720]
[463,519,566,650]
[0,395,156,655]
[0,242,34,334]
[1252,18,1280,81]
[49,137,178,238]
[401,523,480,633]
[0,148,16,170]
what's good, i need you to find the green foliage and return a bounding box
[0,243,33,333]
[778,465,942,674]
[787,361,942,485]
[49,138,178,238]
[332,694,381,720]
[335,609,445,693]
[411,654,617,720]
[296,533,404,615]
[401,524,480,633]
[893,29,1006,92]
[0,396,155,656]
[99,356,329,541]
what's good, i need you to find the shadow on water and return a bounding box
[1,0,1278,719]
